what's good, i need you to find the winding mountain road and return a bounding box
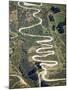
[18,1,65,86]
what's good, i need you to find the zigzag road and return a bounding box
[18,2,65,86]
